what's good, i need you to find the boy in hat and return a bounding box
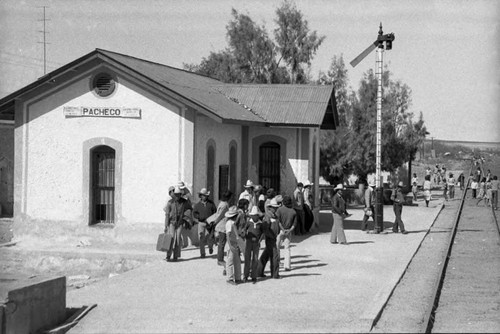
[330,184,349,244]
[243,206,264,283]
[391,182,408,234]
[257,198,282,279]
[225,206,243,285]
[193,188,217,258]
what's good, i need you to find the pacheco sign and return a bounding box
[63,106,141,118]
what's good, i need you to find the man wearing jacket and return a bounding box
[257,198,281,279]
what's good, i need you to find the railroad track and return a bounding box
[372,172,500,333]
[426,178,500,333]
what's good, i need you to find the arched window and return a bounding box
[229,143,237,194]
[90,145,115,224]
[207,143,215,195]
[259,142,280,191]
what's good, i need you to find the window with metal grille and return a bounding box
[91,146,115,224]
[259,142,280,192]
[92,73,116,97]
[207,145,215,196]
[219,165,229,200]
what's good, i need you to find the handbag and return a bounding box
[364,207,372,217]
[156,233,172,252]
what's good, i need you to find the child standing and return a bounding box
[243,206,264,283]
[476,177,487,206]
[411,173,418,201]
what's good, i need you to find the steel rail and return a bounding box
[422,166,472,333]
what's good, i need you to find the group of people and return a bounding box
[329,180,409,246]
[162,179,317,285]
[471,168,499,210]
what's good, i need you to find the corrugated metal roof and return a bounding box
[216,84,334,126]
[0,49,337,128]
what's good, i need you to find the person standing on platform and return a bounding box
[411,173,419,201]
[214,190,233,272]
[257,198,281,279]
[330,184,349,245]
[225,206,243,285]
[293,182,305,235]
[391,182,408,234]
[302,181,314,233]
[164,186,192,262]
[458,172,465,191]
[491,175,499,210]
[192,188,217,258]
[423,175,432,207]
[239,180,256,212]
[276,195,297,272]
[361,180,375,232]
[447,173,456,200]
[264,188,276,216]
[177,181,193,248]
[242,206,264,283]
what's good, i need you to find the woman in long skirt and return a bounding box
[330,184,349,245]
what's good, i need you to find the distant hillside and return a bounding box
[424,139,500,152]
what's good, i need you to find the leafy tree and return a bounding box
[274,0,325,84]
[184,1,324,84]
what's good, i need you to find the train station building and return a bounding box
[0,49,338,242]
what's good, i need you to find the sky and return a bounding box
[0,0,499,143]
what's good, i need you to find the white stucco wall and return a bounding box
[19,73,186,226]
[248,127,311,196]
[193,114,241,201]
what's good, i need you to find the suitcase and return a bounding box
[156,233,172,252]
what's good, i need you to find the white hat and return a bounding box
[243,180,254,188]
[225,206,239,218]
[266,198,280,207]
[334,184,344,191]
[368,179,376,187]
[173,186,182,194]
[303,180,314,187]
[397,181,404,187]
[198,188,210,196]
[248,206,263,217]
[177,181,187,189]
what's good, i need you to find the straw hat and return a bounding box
[397,181,404,187]
[334,184,344,191]
[303,180,314,187]
[225,206,239,218]
[198,188,210,196]
[368,179,376,187]
[243,180,254,188]
[173,186,182,194]
[266,198,280,208]
[248,206,263,217]
[177,181,187,189]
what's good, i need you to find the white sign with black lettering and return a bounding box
[63,107,141,118]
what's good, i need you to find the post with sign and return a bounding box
[350,23,395,233]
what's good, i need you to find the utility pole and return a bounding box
[37,6,50,75]
[350,23,395,233]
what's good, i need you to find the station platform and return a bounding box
[67,197,446,333]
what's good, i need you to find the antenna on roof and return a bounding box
[37,6,51,75]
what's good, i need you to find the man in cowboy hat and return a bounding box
[225,206,243,285]
[391,181,408,234]
[302,180,315,233]
[361,179,376,232]
[257,198,282,279]
[293,182,306,235]
[239,180,256,211]
[242,205,264,283]
[164,186,192,261]
[330,184,349,244]
[193,188,217,258]
[276,195,297,271]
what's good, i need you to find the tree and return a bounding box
[184,1,324,84]
[319,64,429,185]
[274,0,325,84]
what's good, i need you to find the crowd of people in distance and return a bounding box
[162,179,316,285]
